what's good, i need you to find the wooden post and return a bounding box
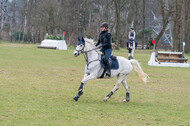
[183,42,185,53]
[152,40,156,52]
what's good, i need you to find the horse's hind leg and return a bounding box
[131,41,135,58]
[122,79,130,102]
[128,48,132,60]
[103,74,125,101]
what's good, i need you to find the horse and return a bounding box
[127,40,136,60]
[73,37,148,102]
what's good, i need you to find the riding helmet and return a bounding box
[130,27,134,30]
[101,22,108,29]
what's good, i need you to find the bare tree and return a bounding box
[155,0,173,49]
[183,0,190,53]
[142,0,145,49]
[0,0,189,52]
[0,0,8,39]
[22,0,30,42]
[112,0,128,49]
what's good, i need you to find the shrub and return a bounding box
[45,35,63,40]
[12,31,24,41]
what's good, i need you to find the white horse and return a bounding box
[73,37,147,102]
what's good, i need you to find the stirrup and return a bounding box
[105,71,111,77]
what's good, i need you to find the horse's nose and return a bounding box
[73,51,78,57]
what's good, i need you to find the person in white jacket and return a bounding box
[126,27,138,49]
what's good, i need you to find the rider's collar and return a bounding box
[100,30,108,34]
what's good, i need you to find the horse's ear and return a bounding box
[78,37,81,41]
[81,37,85,42]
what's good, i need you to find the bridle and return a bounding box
[75,43,100,69]
[75,45,85,54]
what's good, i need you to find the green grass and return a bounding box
[0,42,190,126]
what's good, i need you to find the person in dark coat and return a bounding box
[96,22,112,77]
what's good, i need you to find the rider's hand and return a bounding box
[98,45,102,49]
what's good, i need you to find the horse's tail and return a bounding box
[130,59,148,84]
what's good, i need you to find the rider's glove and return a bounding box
[98,45,102,49]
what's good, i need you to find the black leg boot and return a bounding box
[105,60,111,77]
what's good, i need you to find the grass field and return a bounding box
[0,42,190,126]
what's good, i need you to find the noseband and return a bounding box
[75,44,85,54]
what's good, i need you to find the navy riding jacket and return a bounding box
[96,30,112,50]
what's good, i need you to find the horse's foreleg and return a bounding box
[73,82,85,101]
[131,41,135,58]
[122,79,130,102]
[103,75,125,101]
[73,73,96,101]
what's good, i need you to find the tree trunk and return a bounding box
[171,0,182,52]
[113,0,120,49]
[155,0,171,49]
[9,1,16,42]
[155,19,169,48]
[0,0,8,39]
[142,0,145,49]
[176,0,182,51]
[0,0,3,39]
[184,0,190,53]
[23,0,29,42]
[186,22,190,53]
[172,16,177,51]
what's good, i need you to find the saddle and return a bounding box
[99,55,119,78]
[127,40,134,49]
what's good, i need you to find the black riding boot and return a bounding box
[105,60,111,77]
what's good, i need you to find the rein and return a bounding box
[76,46,100,69]
[84,48,101,69]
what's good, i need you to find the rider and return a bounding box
[126,27,138,49]
[95,22,112,77]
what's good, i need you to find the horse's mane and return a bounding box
[84,37,96,49]
[84,37,102,54]
[84,38,95,46]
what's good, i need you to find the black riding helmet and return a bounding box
[130,27,134,30]
[101,22,108,29]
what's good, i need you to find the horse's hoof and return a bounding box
[123,98,130,102]
[73,96,78,101]
[122,99,128,102]
[126,92,130,102]
[122,100,126,102]
[126,98,130,102]
[103,97,109,102]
